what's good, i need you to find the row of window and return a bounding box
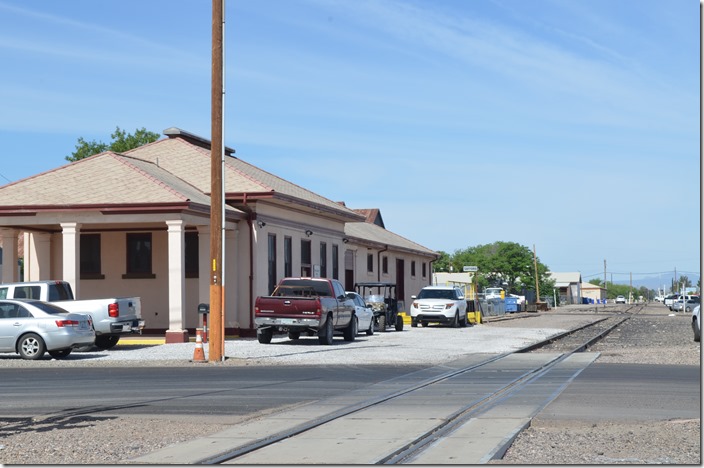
[78,231,428,283]
[267,234,428,294]
[267,235,340,293]
[365,253,426,277]
[80,232,199,279]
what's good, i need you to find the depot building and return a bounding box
[0,128,438,342]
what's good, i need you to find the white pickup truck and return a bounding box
[0,280,143,349]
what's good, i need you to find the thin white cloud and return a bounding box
[0,1,207,70]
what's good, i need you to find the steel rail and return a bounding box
[383,307,644,464]
[201,311,636,465]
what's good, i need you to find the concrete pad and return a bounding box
[225,417,442,465]
[408,417,531,464]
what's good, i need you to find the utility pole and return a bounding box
[533,244,540,303]
[629,272,632,304]
[603,259,607,307]
[209,0,224,362]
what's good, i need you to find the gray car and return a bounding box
[0,299,95,360]
[673,297,700,313]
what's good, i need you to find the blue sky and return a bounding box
[0,0,700,287]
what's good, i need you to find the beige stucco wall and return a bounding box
[6,208,435,335]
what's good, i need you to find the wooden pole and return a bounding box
[209,0,224,362]
[533,244,540,303]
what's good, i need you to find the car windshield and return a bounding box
[417,289,454,300]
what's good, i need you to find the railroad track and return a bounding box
[192,307,644,465]
[520,303,644,354]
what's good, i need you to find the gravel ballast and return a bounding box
[0,304,699,464]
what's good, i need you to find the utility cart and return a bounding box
[354,282,403,332]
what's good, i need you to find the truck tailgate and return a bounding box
[256,296,320,316]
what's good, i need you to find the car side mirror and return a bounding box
[411,295,417,299]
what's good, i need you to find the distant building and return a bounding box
[548,272,582,305]
[580,281,606,302]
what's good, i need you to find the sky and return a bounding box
[0,0,700,288]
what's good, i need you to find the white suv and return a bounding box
[410,286,468,328]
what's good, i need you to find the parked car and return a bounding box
[410,285,468,328]
[0,280,142,349]
[346,292,374,336]
[673,297,699,312]
[663,294,679,308]
[254,277,355,345]
[0,299,95,360]
[669,295,695,311]
[615,295,626,304]
[692,306,700,342]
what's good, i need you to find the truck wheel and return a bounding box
[343,316,357,341]
[95,335,120,350]
[395,315,404,331]
[257,328,273,344]
[18,333,46,360]
[319,316,334,345]
[378,314,387,332]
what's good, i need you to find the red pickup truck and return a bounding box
[254,277,356,345]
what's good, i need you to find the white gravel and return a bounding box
[0,320,572,367]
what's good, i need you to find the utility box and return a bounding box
[198,303,209,343]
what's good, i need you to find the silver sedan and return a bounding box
[346,292,374,336]
[0,299,95,360]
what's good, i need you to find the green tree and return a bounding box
[452,241,552,296]
[433,251,451,272]
[66,126,160,162]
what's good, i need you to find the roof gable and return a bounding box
[353,208,385,228]
[0,152,214,209]
[548,272,583,284]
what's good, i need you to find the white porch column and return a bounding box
[1,229,19,283]
[60,223,81,298]
[165,220,188,343]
